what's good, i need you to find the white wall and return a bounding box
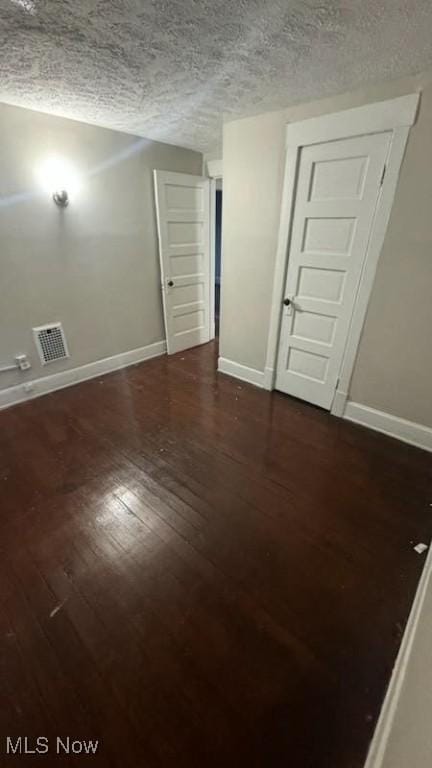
[0,103,202,390]
[220,71,432,428]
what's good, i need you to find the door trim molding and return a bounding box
[344,401,432,453]
[206,158,223,179]
[284,94,419,147]
[264,93,420,403]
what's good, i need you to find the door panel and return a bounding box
[310,155,369,200]
[276,132,391,409]
[154,171,211,354]
[292,311,337,345]
[167,221,204,246]
[302,217,356,254]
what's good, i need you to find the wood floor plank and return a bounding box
[0,340,431,767]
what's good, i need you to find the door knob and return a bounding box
[168,280,174,287]
[283,297,291,306]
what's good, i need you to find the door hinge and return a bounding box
[335,377,340,390]
[380,164,387,186]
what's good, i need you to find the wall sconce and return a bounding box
[36,156,80,207]
[53,189,69,207]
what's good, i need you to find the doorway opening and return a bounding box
[215,179,222,337]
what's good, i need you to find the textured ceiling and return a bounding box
[1,0,432,154]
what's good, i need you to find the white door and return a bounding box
[276,132,391,409]
[154,170,211,354]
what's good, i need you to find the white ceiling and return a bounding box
[1,0,432,154]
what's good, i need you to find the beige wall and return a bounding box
[220,71,432,427]
[0,103,202,390]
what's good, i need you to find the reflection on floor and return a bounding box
[1,340,431,767]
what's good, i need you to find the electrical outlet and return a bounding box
[15,354,31,371]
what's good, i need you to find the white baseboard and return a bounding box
[344,401,432,453]
[0,340,166,411]
[218,357,265,388]
[263,366,275,391]
[364,540,432,768]
[331,388,348,417]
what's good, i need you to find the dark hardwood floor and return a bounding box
[1,340,431,767]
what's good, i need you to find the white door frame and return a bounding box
[264,93,419,415]
[207,159,223,340]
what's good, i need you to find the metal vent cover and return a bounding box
[33,323,69,365]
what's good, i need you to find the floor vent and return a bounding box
[33,323,69,365]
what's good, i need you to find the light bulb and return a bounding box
[36,155,81,202]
